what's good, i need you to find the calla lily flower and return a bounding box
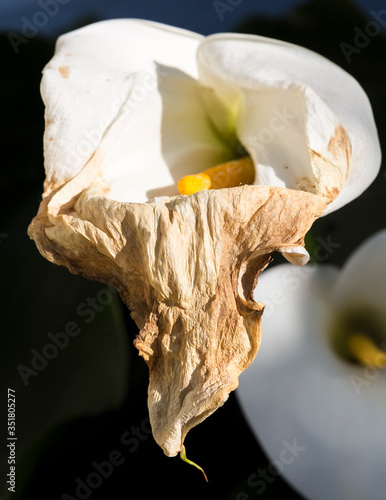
[237,230,386,500]
[28,19,380,460]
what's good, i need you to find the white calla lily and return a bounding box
[29,19,381,460]
[42,19,380,209]
[237,230,386,500]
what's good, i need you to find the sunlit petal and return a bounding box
[42,19,232,202]
[197,34,381,213]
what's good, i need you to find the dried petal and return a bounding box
[29,176,327,455]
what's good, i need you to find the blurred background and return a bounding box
[1,0,385,499]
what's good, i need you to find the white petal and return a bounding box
[42,19,232,202]
[237,263,386,500]
[197,34,381,214]
[331,229,386,332]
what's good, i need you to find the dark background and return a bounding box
[1,0,385,499]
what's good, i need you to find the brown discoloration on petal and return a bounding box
[58,65,70,79]
[295,176,317,193]
[310,125,352,202]
[329,124,352,170]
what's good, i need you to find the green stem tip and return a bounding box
[179,445,208,482]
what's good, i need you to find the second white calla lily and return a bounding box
[237,230,386,500]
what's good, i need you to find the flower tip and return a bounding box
[179,445,208,482]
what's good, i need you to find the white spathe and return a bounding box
[42,19,380,213]
[237,230,386,500]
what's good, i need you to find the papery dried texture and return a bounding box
[29,177,328,456]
